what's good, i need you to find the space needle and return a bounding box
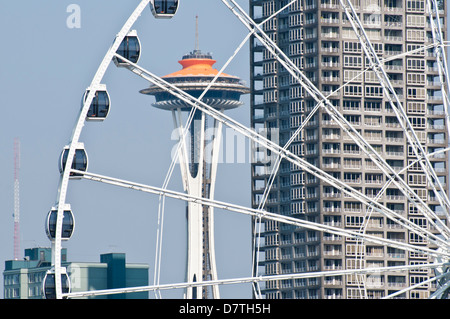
[140,17,249,299]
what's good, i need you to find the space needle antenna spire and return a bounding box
[195,15,199,52]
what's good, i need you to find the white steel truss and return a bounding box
[221,0,450,239]
[112,52,450,251]
[74,168,450,261]
[339,0,450,234]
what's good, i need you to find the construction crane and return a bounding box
[13,138,20,261]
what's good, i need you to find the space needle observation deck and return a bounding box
[140,49,249,110]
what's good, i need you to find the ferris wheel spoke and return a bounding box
[110,33,450,300]
[359,149,450,240]
[114,21,255,296]
[222,0,450,298]
[340,0,450,222]
[101,54,450,250]
[338,2,450,243]
[106,50,450,248]
[257,64,392,213]
[71,168,450,259]
[231,9,450,245]
[221,0,450,243]
[62,260,450,299]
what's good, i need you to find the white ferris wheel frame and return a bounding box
[48,0,450,299]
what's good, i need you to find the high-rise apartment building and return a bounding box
[250,0,448,299]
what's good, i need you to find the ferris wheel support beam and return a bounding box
[115,50,450,249]
[259,40,446,214]
[220,0,450,239]
[51,0,152,299]
[63,261,449,299]
[74,168,450,259]
[339,0,450,225]
[258,39,444,215]
[430,279,450,299]
[113,52,450,250]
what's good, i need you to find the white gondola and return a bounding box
[59,143,88,179]
[150,0,179,19]
[84,84,110,121]
[45,204,75,241]
[113,30,141,67]
[42,269,71,299]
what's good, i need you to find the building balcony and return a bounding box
[323,192,341,198]
[385,137,404,143]
[387,282,407,288]
[322,76,341,83]
[322,134,341,140]
[324,162,341,171]
[428,138,446,144]
[320,3,340,10]
[321,18,340,24]
[321,62,340,68]
[385,36,403,42]
[322,149,341,155]
[384,21,403,28]
[321,47,340,54]
[386,151,404,157]
[384,6,403,13]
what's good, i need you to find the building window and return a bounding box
[407,58,425,70]
[407,14,425,27]
[344,85,363,97]
[407,29,425,42]
[365,85,383,97]
[346,215,364,227]
[406,0,425,12]
[407,44,425,56]
[408,116,426,128]
[344,70,363,82]
[343,41,362,53]
[408,173,427,186]
[407,87,426,100]
[344,56,362,68]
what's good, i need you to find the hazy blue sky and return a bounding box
[0,0,253,298]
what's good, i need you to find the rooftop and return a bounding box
[161,49,237,79]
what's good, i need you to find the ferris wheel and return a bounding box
[42,0,450,299]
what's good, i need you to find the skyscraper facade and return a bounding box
[250,0,448,299]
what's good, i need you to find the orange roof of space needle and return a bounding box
[161,52,236,79]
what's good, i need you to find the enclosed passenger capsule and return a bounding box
[84,85,110,121]
[59,143,88,178]
[113,30,141,67]
[150,0,179,19]
[45,205,75,241]
[42,270,71,299]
